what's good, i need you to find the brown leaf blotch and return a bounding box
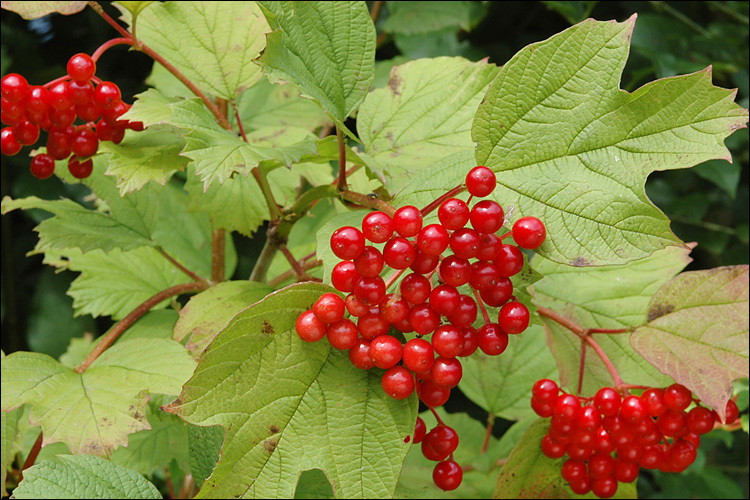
[269,425,280,434]
[647,303,675,322]
[261,320,275,335]
[388,75,402,95]
[262,437,278,453]
[570,256,592,267]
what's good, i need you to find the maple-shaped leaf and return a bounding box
[473,15,748,266]
[631,265,749,421]
[1,339,196,457]
[163,283,417,499]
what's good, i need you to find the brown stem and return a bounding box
[587,327,631,334]
[536,306,625,389]
[421,185,466,216]
[481,413,495,454]
[577,339,586,397]
[318,123,334,139]
[88,1,132,38]
[158,248,207,283]
[336,126,348,191]
[18,432,43,483]
[211,229,226,283]
[268,258,323,287]
[250,229,280,283]
[233,103,248,142]
[75,282,208,373]
[280,245,308,280]
[375,31,390,49]
[252,167,284,221]
[370,0,384,23]
[340,190,396,216]
[165,469,176,499]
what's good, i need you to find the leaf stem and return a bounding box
[211,229,226,283]
[268,257,323,287]
[74,282,208,373]
[370,0,384,23]
[427,405,444,426]
[91,37,133,63]
[481,413,495,454]
[577,339,586,397]
[336,126,348,191]
[233,102,249,142]
[252,167,284,221]
[473,288,491,324]
[158,248,207,283]
[88,1,132,38]
[18,432,43,483]
[340,190,396,216]
[421,185,466,216]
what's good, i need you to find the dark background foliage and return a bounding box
[1,2,747,498]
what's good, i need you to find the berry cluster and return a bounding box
[1,53,143,179]
[295,166,547,491]
[531,379,741,498]
[411,416,463,491]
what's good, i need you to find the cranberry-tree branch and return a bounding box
[74,281,209,373]
[87,1,131,38]
[18,432,43,483]
[336,126,348,191]
[421,185,466,216]
[370,0,384,23]
[212,229,225,283]
[91,37,133,62]
[473,288,492,324]
[268,258,323,287]
[481,412,495,454]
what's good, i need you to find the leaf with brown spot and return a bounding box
[1,1,87,20]
[631,265,749,421]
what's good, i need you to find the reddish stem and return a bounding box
[18,432,43,483]
[498,231,513,241]
[481,413,495,454]
[427,405,444,426]
[211,229,225,283]
[385,268,406,291]
[75,282,208,373]
[336,126,347,191]
[42,75,71,89]
[420,185,465,217]
[91,37,133,62]
[587,327,631,334]
[577,339,586,397]
[472,288,491,324]
[233,104,248,142]
[88,1,132,38]
[158,248,207,283]
[280,245,309,280]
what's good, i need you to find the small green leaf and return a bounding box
[135,1,269,99]
[531,245,693,395]
[164,283,417,499]
[383,1,488,34]
[1,1,87,20]
[631,265,749,421]
[173,281,274,358]
[256,1,376,135]
[692,159,742,199]
[473,16,748,266]
[358,57,499,195]
[1,405,23,497]
[1,339,196,457]
[494,419,636,499]
[11,454,162,499]
[188,424,224,489]
[115,1,153,17]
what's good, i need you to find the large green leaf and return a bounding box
[1,339,195,457]
[173,281,274,358]
[11,454,162,499]
[459,325,558,421]
[631,265,749,421]
[473,16,749,266]
[494,419,636,499]
[163,283,418,499]
[1,1,87,19]
[256,1,376,135]
[530,245,692,395]
[135,1,269,99]
[357,57,499,195]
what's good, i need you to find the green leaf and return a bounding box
[473,16,749,266]
[357,57,499,195]
[383,1,488,34]
[135,1,269,99]
[316,210,369,287]
[541,1,597,24]
[167,99,318,187]
[294,469,335,499]
[188,424,224,489]
[459,325,558,420]
[692,159,742,199]
[631,265,750,421]
[98,126,188,195]
[115,1,153,17]
[1,195,154,254]
[173,281,274,358]
[117,310,179,344]
[531,245,692,395]
[1,339,196,456]
[1,404,23,497]
[58,334,96,369]
[123,88,180,125]
[235,76,334,132]
[494,419,636,499]
[256,1,376,135]
[1,1,87,20]
[11,454,162,499]
[110,395,190,476]
[59,246,191,320]
[164,283,418,499]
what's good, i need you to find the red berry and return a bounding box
[430,357,462,389]
[475,232,502,261]
[2,97,26,125]
[67,80,95,106]
[78,103,102,123]
[493,244,524,277]
[30,153,56,179]
[532,379,559,404]
[400,273,431,304]
[417,224,450,255]
[664,383,692,412]
[414,417,427,444]
[295,310,327,342]
[449,228,480,259]
[439,255,471,287]
[326,318,358,350]
[48,82,73,111]
[369,335,403,369]
[588,453,614,479]
[458,327,478,357]
[48,107,76,128]
[641,388,668,417]
[382,236,415,269]
[409,303,440,335]
[25,86,50,114]
[67,156,93,179]
[3,127,23,155]
[465,165,496,197]
[591,475,618,499]
[576,405,602,432]
[512,216,546,249]
[425,425,459,458]
[431,325,464,358]
[312,292,345,324]
[12,119,39,146]
[348,338,374,370]
[93,81,122,109]
[469,261,500,290]
[720,399,740,424]
[432,459,462,491]
[469,200,504,233]
[498,301,529,334]
[101,101,130,124]
[356,311,390,340]
[594,387,621,417]
[393,205,422,237]
[417,379,450,407]
[67,53,97,82]
[352,276,386,306]
[620,395,647,423]
[531,398,554,418]
[561,458,587,483]
[95,118,126,144]
[541,434,566,458]
[379,293,410,324]
[330,226,365,260]
[353,245,384,277]
[656,410,687,438]
[613,459,639,483]
[1,74,29,102]
[568,476,592,495]
[409,248,439,274]
[71,128,99,157]
[361,211,394,243]
[669,439,696,471]
[438,198,470,230]
[331,261,359,292]
[446,294,477,328]
[554,394,581,422]
[402,338,435,374]
[429,285,460,316]
[479,277,513,307]
[381,365,415,400]
[476,323,508,356]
